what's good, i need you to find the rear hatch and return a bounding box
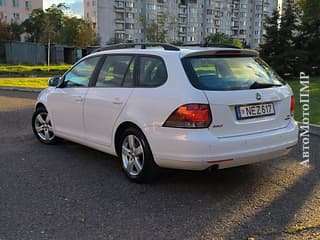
[182,49,292,138]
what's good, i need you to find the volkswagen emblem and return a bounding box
[256,93,262,101]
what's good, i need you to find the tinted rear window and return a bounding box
[182,57,284,91]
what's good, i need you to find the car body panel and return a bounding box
[84,87,133,146]
[204,86,292,137]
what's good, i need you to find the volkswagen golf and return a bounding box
[32,43,298,182]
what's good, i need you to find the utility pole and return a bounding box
[47,34,50,70]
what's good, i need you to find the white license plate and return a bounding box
[236,102,275,120]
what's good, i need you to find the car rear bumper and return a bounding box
[145,119,298,171]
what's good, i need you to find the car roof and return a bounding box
[88,46,258,59]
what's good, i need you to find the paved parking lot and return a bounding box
[0,89,319,240]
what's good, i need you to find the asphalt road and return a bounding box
[0,89,319,240]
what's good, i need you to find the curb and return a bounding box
[0,86,43,93]
[298,122,320,137]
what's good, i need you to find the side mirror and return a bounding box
[48,77,60,87]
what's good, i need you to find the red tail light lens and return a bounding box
[163,104,212,128]
[290,95,295,116]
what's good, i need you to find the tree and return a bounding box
[277,3,299,76]
[0,21,23,61]
[42,4,66,44]
[139,13,174,42]
[295,0,320,75]
[22,8,46,43]
[22,4,97,48]
[75,20,97,48]
[259,10,281,69]
[204,33,243,48]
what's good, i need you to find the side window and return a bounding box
[96,55,133,87]
[139,56,167,87]
[64,57,99,88]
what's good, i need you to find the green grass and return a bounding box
[287,77,320,125]
[0,65,71,76]
[0,77,49,88]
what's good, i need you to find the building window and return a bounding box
[188,36,195,42]
[256,5,262,11]
[147,4,156,10]
[240,4,247,9]
[13,12,20,20]
[189,7,196,13]
[125,2,134,8]
[125,23,134,29]
[116,23,124,29]
[25,1,31,10]
[126,12,134,19]
[116,12,124,20]
[115,1,124,8]
[0,0,6,6]
[12,0,19,7]
[92,0,95,6]
[115,33,124,39]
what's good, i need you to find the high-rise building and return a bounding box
[84,0,278,49]
[0,0,43,24]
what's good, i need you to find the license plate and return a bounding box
[236,102,275,120]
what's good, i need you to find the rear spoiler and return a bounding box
[182,49,258,58]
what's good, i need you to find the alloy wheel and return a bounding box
[121,134,144,176]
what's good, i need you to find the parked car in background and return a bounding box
[32,43,298,182]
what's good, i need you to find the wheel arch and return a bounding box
[114,121,146,157]
[35,102,46,111]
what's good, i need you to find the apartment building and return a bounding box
[0,0,43,23]
[84,0,278,48]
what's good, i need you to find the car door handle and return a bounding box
[112,98,123,105]
[74,96,84,103]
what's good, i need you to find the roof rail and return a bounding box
[93,43,180,52]
[182,43,241,49]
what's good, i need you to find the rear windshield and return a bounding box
[182,57,285,91]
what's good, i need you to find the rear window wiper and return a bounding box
[249,81,282,89]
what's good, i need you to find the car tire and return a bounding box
[119,127,160,183]
[32,107,58,144]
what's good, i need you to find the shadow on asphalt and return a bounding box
[1,89,320,240]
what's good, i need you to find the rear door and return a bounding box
[83,55,135,146]
[182,56,292,137]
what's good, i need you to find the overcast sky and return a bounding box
[43,0,83,16]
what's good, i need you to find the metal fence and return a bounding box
[3,41,81,65]
[5,42,46,65]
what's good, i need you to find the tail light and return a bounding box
[163,104,212,128]
[290,95,295,116]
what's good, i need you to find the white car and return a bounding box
[32,43,298,182]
